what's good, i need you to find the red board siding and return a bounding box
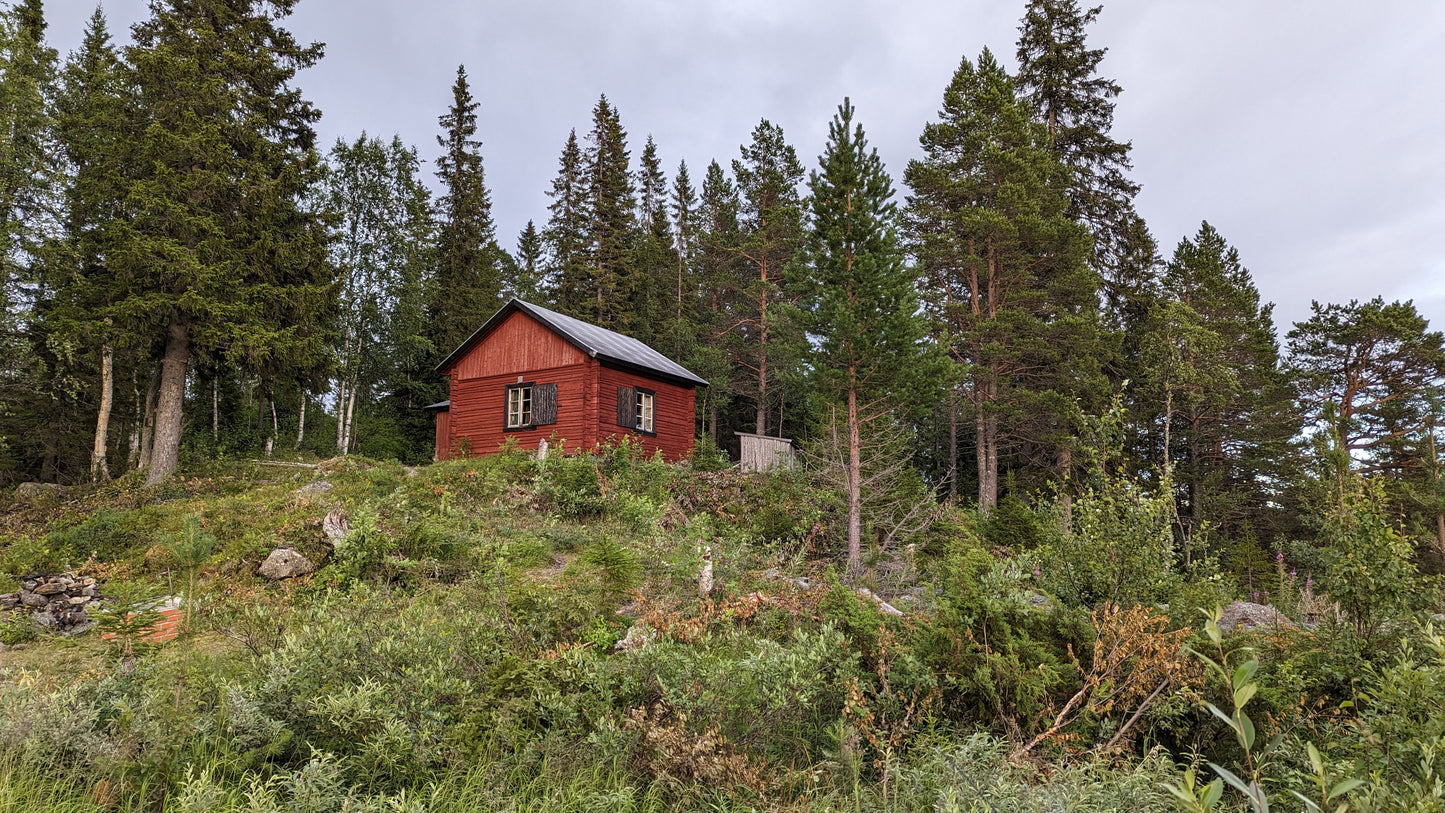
[595,364,697,461]
[450,310,587,381]
[434,409,452,461]
[447,364,591,456]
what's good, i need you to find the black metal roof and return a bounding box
[435,299,709,388]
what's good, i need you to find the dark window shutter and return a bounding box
[534,383,558,426]
[616,386,635,427]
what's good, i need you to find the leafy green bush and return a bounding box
[1319,478,1418,637]
[541,454,605,519]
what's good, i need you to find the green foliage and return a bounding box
[541,453,605,519]
[579,536,642,594]
[984,495,1048,551]
[325,510,393,587]
[1320,478,1418,637]
[687,434,730,472]
[1039,407,1177,608]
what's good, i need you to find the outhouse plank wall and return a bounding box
[595,363,696,461]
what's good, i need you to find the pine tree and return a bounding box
[1288,298,1445,470]
[431,65,501,358]
[544,129,589,313]
[801,99,937,575]
[116,0,336,485]
[1015,0,1147,310]
[731,119,805,436]
[905,49,1096,515]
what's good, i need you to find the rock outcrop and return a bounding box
[1219,601,1295,633]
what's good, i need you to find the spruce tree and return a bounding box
[543,129,589,313]
[629,134,673,345]
[1015,0,1147,308]
[116,0,335,485]
[431,65,501,358]
[53,7,129,480]
[0,0,61,479]
[731,119,805,436]
[691,159,741,441]
[801,98,935,575]
[905,49,1096,515]
[662,159,698,361]
[1140,223,1295,553]
[580,94,637,331]
[508,220,545,301]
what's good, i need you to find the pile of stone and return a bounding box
[1,572,102,635]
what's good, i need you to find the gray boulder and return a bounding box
[13,482,63,502]
[1219,601,1294,633]
[258,547,315,580]
[295,480,334,497]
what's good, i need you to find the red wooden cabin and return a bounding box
[427,299,708,462]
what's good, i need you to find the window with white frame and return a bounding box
[636,390,654,433]
[506,384,532,429]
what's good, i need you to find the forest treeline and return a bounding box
[3,0,1444,573]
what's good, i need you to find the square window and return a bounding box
[507,384,532,429]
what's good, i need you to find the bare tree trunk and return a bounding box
[264,398,277,457]
[335,379,347,454]
[211,377,219,440]
[1437,513,1445,568]
[846,377,863,577]
[947,390,958,501]
[128,371,142,468]
[146,315,191,486]
[1058,445,1073,529]
[296,394,307,447]
[91,342,114,482]
[342,385,358,456]
[138,365,161,471]
[756,280,769,436]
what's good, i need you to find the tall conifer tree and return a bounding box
[508,220,545,302]
[801,99,935,575]
[906,49,1096,515]
[1015,0,1149,310]
[431,65,500,358]
[544,129,589,313]
[116,0,335,485]
[1141,223,1295,550]
[580,94,636,331]
[732,119,805,436]
[53,7,128,480]
[630,134,673,344]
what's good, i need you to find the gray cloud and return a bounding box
[44,0,1445,334]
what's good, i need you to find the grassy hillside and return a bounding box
[1,445,1442,811]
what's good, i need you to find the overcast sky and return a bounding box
[40,0,1445,335]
